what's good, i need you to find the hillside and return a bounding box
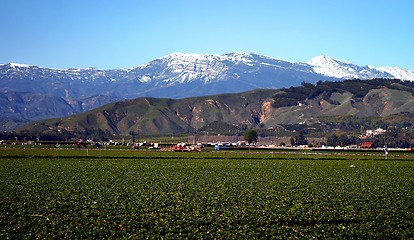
[18,79,414,137]
[3,52,414,131]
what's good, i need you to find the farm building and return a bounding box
[360,141,375,149]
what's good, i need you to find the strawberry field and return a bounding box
[1,149,413,239]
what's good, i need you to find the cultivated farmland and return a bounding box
[0,149,413,239]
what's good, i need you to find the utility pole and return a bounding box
[193,129,197,145]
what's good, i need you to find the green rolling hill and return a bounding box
[18,79,414,137]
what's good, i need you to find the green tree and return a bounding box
[338,134,351,147]
[290,130,308,146]
[326,134,339,147]
[244,129,258,145]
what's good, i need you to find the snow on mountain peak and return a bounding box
[137,53,231,84]
[166,52,211,60]
[376,66,414,81]
[162,52,255,64]
[307,55,332,66]
[3,53,414,87]
[142,52,266,84]
[307,55,351,67]
[307,55,361,78]
[307,55,414,80]
[161,52,220,66]
[9,63,31,68]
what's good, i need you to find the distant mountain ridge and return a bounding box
[2,53,414,131]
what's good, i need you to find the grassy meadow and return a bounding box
[0,148,413,239]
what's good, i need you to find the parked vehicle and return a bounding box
[173,143,203,152]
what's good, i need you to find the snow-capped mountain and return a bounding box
[2,53,413,99]
[128,52,315,86]
[1,52,414,131]
[307,55,414,80]
[375,66,414,81]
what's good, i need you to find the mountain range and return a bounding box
[2,53,414,131]
[18,78,414,137]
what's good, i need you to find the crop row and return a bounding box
[1,157,413,238]
[1,147,413,161]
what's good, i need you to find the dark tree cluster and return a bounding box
[326,134,359,147]
[290,130,308,146]
[272,81,330,108]
[271,78,414,108]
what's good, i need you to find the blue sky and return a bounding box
[1,0,413,70]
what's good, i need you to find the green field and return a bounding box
[1,148,413,239]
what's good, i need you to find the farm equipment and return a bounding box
[173,143,203,152]
[76,140,89,148]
